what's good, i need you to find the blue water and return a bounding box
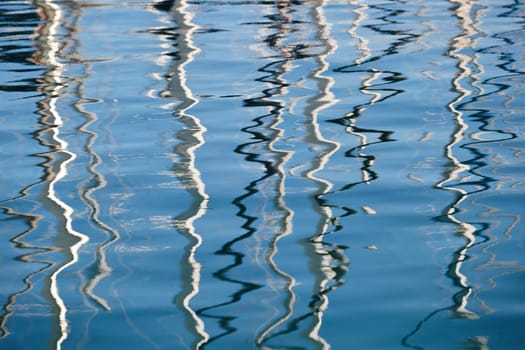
[1,0,524,349]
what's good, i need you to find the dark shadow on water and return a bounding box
[0,3,44,94]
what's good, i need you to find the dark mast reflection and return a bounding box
[173,0,346,346]
[263,0,420,345]
[238,1,299,347]
[276,1,347,347]
[0,1,49,339]
[154,0,210,347]
[329,0,413,198]
[181,1,301,346]
[241,0,349,348]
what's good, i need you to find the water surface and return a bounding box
[1,0,524,349]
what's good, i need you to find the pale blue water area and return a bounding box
[0,0,524,349]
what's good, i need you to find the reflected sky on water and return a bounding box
[0,0,524,349]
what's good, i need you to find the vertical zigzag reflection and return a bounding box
[438,0,523,325]
[301,2,343,348]
[253,1,349,348]
[76,62,117,313]
[403,0,514,347]
[328,1,430,203]
[327,2,407,202]
[34,0,89,348]
[0,1,55,340]
[347,0,370,66]
[156,0,210,347]
[43,0,120,317]
[242,2,298,346]
[401,0,481,346]
[184,1,306,345]
[439,0,481,320]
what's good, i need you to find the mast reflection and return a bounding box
[286,1,345,348]
[0,2,49,338]
[0,1,94,345]
[77,65,118,313]
[238,2,298,346]
[329,0,415,197]
[403,0,523,348]
[155,0,210,347]
[246,0,349,348]
[36,1,90,348]
[172,1,302,346]
[5,0,91,348]
[400,1,485,348]
[439,0,481,320]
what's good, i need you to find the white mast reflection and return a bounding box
[158,0,210,346]
[251,4,297,346]
[77,63,116,312]
[345,1,377,185]
[438,0,484,319]
[347,0,370,66]
[253,1,347,346]
[302,2,341,347]
[36,0,90,348]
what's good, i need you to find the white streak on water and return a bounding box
[253,4,297,345]
[303,1,340,348]
[438,0,483,320]
[168,0,210,346]
[39,0,90,348]
[348,0,370,65]
[345,2,373,185]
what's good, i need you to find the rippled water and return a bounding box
[1,0,524,349]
